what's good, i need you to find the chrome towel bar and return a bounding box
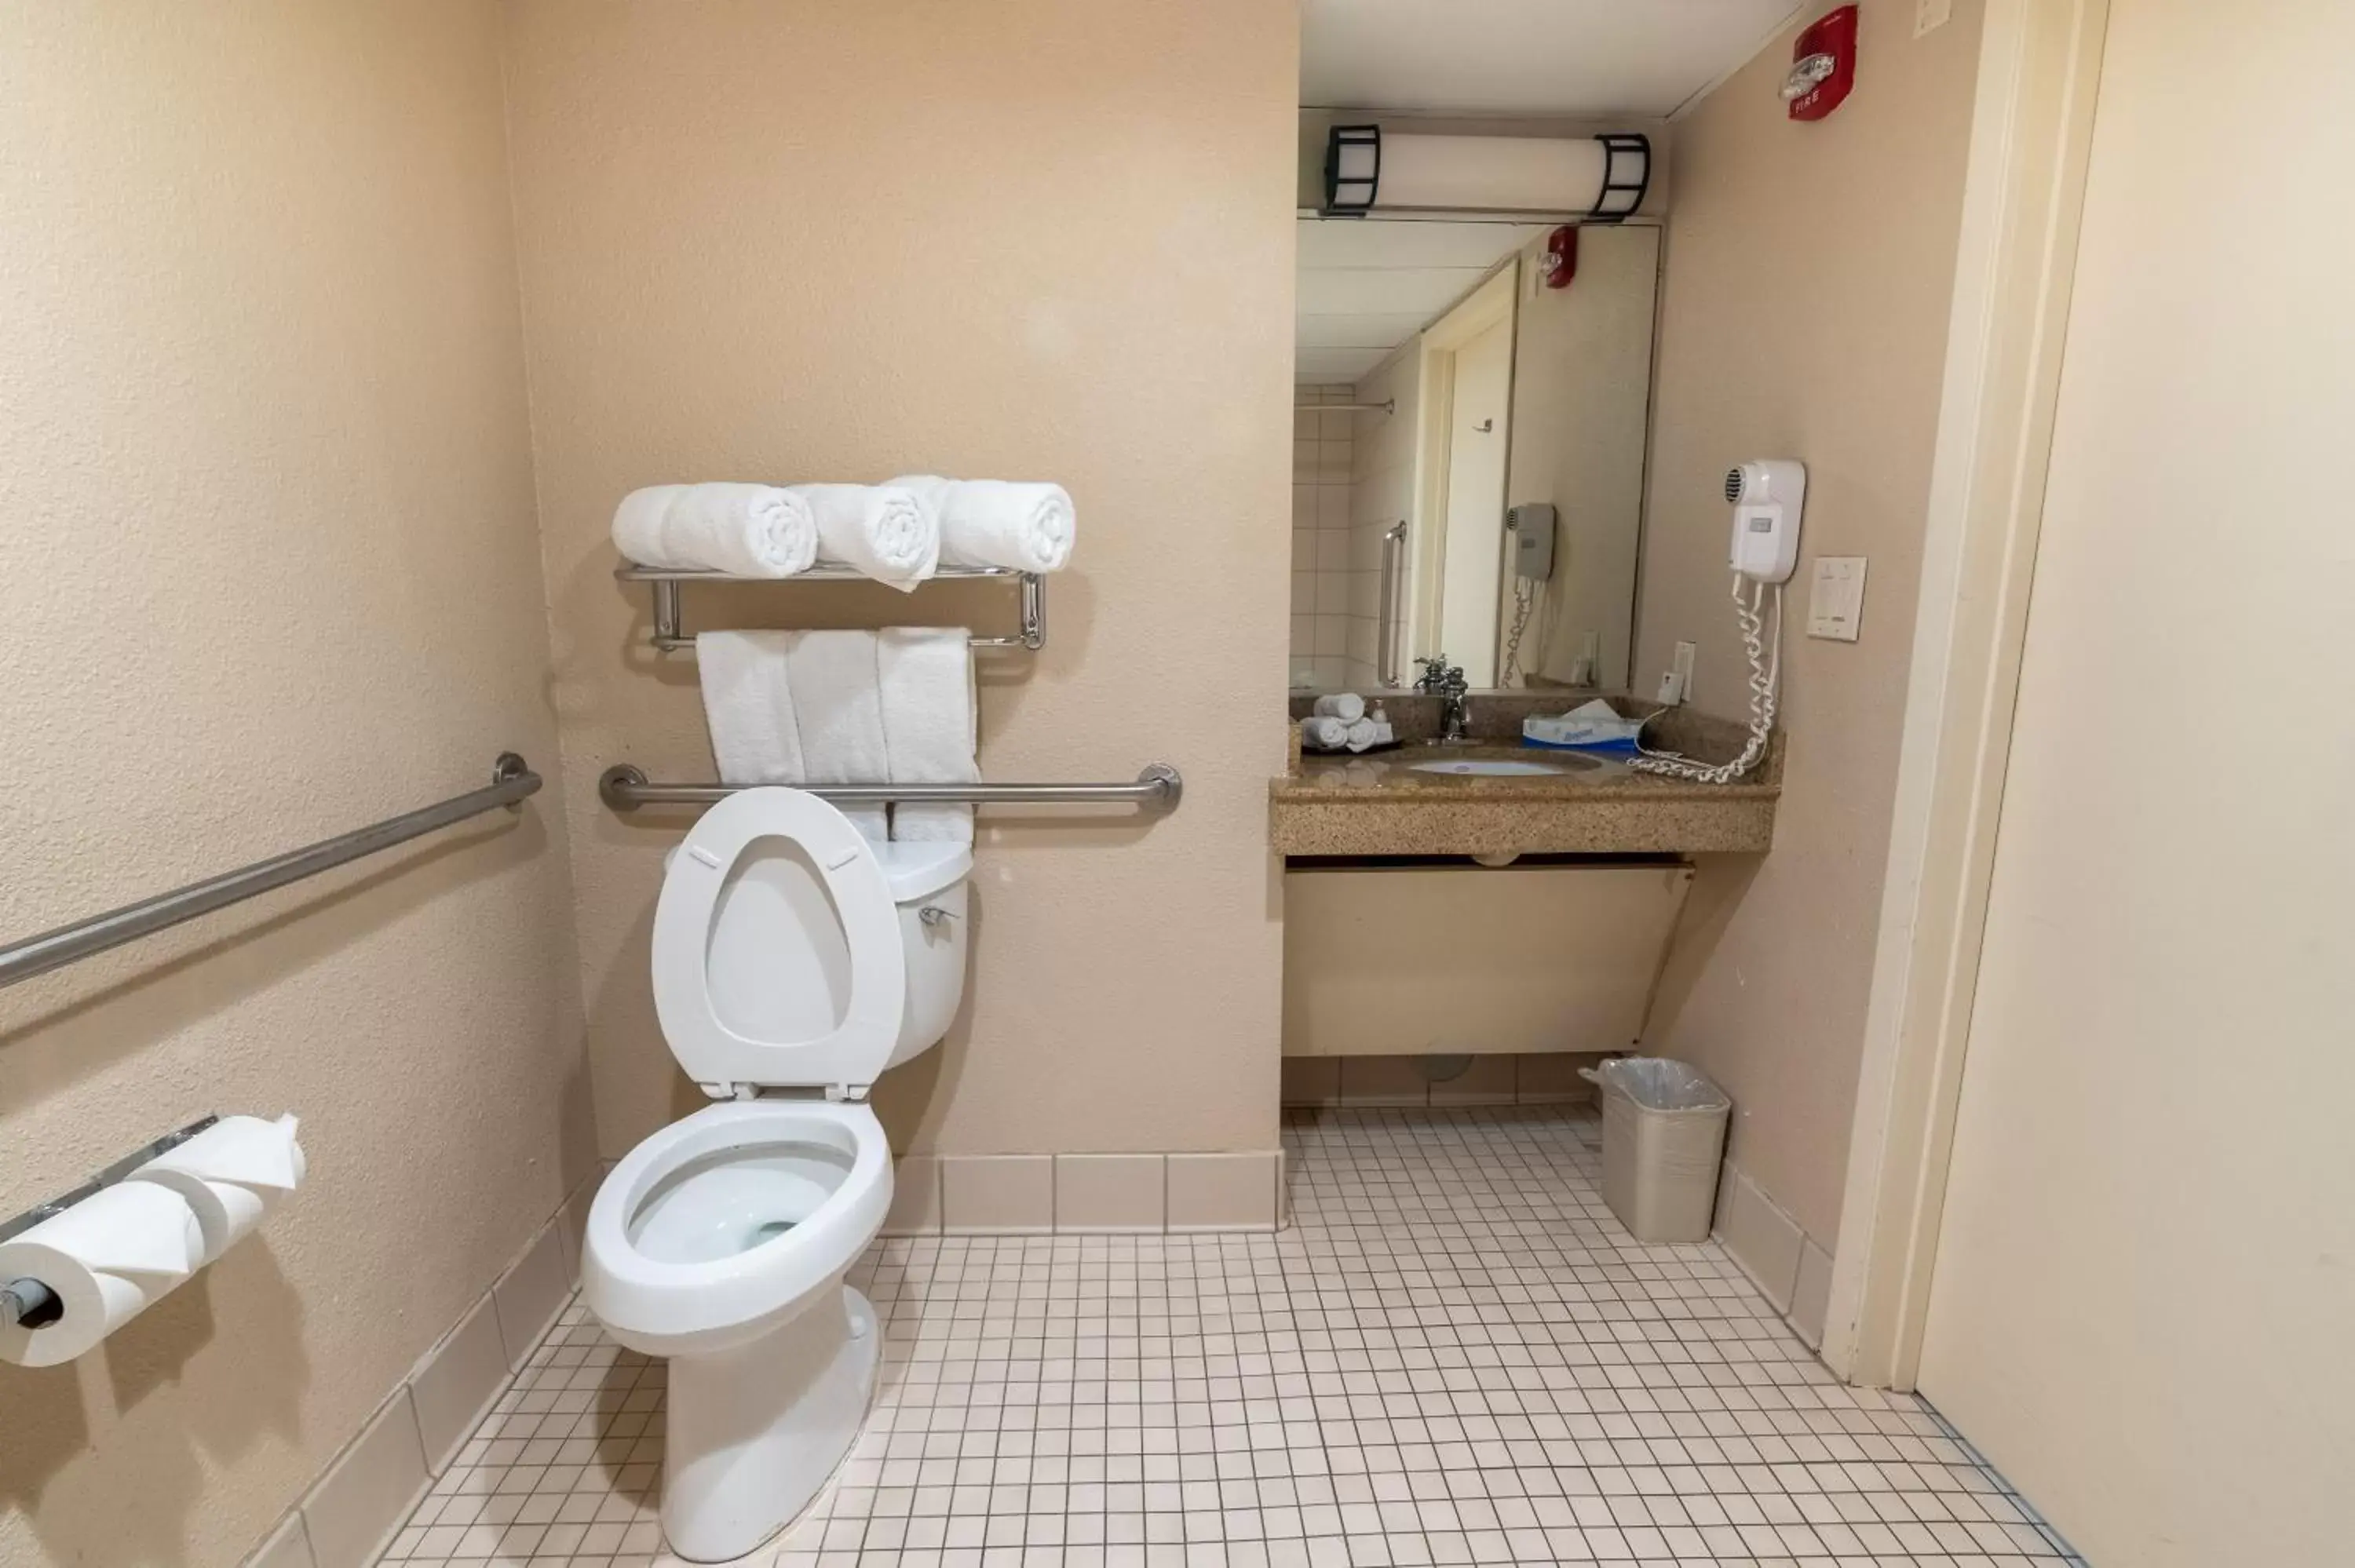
[0,754,540,991]
[615,562,1046,654]
[599,763,1182,813]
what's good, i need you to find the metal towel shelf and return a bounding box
[600,763,1182,813]
[616,561,1046,655]
[0,754,541,991]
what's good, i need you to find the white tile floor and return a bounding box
[374,1107,2079,1567]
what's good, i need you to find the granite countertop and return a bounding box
[1269,693,1780,856]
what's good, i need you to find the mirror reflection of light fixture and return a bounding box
[1322,126,1650,222]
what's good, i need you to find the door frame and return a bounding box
[1411,262,1519,676]
[1823,0,2113,1388]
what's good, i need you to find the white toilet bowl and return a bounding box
[578,788,969,1563]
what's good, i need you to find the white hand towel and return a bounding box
[878,627,979,844]
[696,631,808,783]
[1310,693,1366,723]
[790,483,939,591]
[1302,716,1349,750]
[1343,717,1391,753]
[784,630,890,840]
[892,475,1075,573]
[615,482,816,577]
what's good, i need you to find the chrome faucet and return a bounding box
[1415,655,1471,743]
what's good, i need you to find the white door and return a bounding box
[1915,5,2355,1563]
[1437,315,1510,686]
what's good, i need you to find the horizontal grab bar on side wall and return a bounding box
[0,755,541,990]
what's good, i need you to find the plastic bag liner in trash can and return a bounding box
[1579,1056,1732,1243]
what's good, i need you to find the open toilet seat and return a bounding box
[583,1097,889,1356]
[649,786,907,1101]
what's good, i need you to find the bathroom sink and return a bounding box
[1408,757,1579,777]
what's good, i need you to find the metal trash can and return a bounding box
[1580,1056,1732,1243]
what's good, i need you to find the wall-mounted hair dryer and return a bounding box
[1631,459,1808,783]
[1725,459,1806,583]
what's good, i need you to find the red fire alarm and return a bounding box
[1540,225,1578,290]
[1784,5,1859,122]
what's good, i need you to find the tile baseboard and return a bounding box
[241,1172,600,1568]
[894,1150,1287,1237]
[1280,1052,1605,1109]
[1712,1157,1837,1351]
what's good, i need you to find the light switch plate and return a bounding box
[1807,556,1868,641]
[1915,0,1954,36]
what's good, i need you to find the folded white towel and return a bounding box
[1311,693,1366,724]
[790,483,939,591]
[784,630,891,840]
[1343,717,1392,753]
[891,475,1075,573]
[878,627,979,844]
[1302,716,1349,750]
[614,482,817,578]
[696,631,808,784]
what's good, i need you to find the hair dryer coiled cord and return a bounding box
[1630,573,1780,784]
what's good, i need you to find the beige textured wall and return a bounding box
[501,0,1297,1161]
[1638,0,1986,1241]
[0,5,588,1567]
[1505,224,1659,692]
[1918,4,2355,1558]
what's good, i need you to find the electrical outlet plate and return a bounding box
[1807,556,1868,641]
[1915,0,1954,37]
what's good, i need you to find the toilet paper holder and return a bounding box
[0,1113,217,1329]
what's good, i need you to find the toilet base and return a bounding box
[659,1284,880,1563]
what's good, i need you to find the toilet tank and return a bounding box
[874,841,970,1067]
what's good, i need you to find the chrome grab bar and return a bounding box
[615,561,1046,654]
[0,755,540,991]
[1377,521,1408,687]
[599,763,1182,813]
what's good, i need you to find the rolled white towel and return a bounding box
[891,475,1075,573]
[1310,693,1366,724]
[612,483,688,566]
[791,483,939,591]
[1343,717,1392,753]
[1302,716,1349,750]
[613,482,817,578]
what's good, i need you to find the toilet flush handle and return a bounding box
[918,906,958,928]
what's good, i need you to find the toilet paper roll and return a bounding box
[126,1114,305,1264]
[0,1182,204,1367]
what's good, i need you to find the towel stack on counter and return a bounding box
[612,475,1076,585]
[1301,692,1393,753]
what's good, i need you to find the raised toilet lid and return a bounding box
[650,787,906,1097]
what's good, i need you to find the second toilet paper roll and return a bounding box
[0,1183,203,1367]
[127,1114,306,1264]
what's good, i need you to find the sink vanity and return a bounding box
[1270,691,1779,858]
[1272,691,1780,1063]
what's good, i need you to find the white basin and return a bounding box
[1409,758,1572,777]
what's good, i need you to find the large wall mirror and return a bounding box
[1291,213,1659,695]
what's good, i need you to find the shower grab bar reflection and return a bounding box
[600,764,1182,814]
[1377,522,1408,687]
[0,754,541,991]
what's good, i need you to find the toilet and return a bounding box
[580,786,969,1563]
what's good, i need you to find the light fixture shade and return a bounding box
[1324,124,1381,216]
[1320,127,1651,223]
